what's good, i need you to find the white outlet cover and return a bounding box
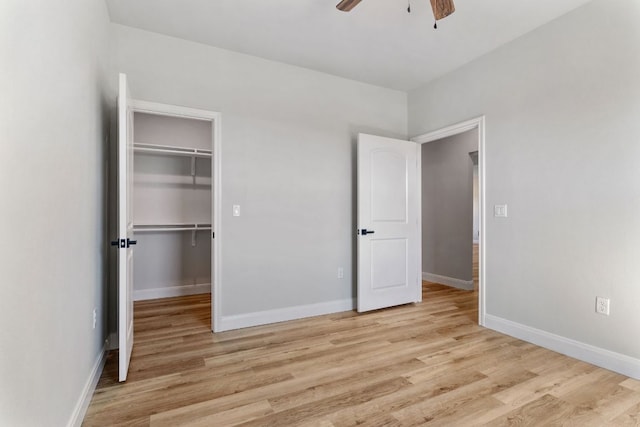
[595,296,610,316]
[232,205,241,217]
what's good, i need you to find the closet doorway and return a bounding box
[129,100,221,330]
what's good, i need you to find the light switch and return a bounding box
[494,204,508,218]
[232,205,241,217]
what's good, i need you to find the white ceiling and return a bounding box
[105,0,593,91]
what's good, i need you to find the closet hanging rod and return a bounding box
[133,142,212,158]
[133,223,212,233]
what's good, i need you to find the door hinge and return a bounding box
[212,232,215,239]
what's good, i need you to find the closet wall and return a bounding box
[132,112,213,300]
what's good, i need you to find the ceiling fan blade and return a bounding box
[430,0,455,20]
[336,0,362,12]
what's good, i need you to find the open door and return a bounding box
[357,134,420,312]
[117,73,135,381]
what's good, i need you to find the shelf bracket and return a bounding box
[191,229,197,247]
[190,156,196,177]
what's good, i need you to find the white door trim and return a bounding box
[410,116,486,326]
[130,99,223,333]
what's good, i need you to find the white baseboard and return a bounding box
[219,298,355,332]
[67,339,107,427]
[422,272,474,291]
[134,283,211,301]
[484,314,640,380]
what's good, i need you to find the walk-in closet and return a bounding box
[132,111,214,302]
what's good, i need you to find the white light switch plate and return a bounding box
[494,204,508,218]
[232,205,241,217]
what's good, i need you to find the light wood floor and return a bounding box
[84,284,640,426]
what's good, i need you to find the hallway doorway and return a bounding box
[412,117,485,325]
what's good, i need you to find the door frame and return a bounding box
[130,99,223,332]
[411,116,486,326]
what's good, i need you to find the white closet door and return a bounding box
[357,133,420,312]
[117,73,135,382]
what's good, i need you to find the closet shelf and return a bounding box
[133,223,212,233]
[134,142,212,158]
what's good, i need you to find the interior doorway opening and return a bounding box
[127,101,221,333]
[412,117,485,325]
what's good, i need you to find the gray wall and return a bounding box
[409,0,640,360]
[422,131,476,282]
[111,24,407,321]
[0,0,111,425]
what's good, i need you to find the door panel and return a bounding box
[371,151,407,222]
[371,238,408,290]
[118,73,134,382]
[357,134,419,312]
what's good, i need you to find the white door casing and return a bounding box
[357,133,420,312]
[117,73,134,382]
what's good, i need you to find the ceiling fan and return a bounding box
[336,0,455,25]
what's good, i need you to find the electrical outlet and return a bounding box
[92,308,97,329]
[595,297,610,316]
[337,267,344,279]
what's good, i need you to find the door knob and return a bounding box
[111,238,136,248]
[360,229,375,235]
[111,239,125,248]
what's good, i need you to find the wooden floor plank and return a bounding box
[611,401,640,426]
[150,399,274,427]
[483,394,577,426]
